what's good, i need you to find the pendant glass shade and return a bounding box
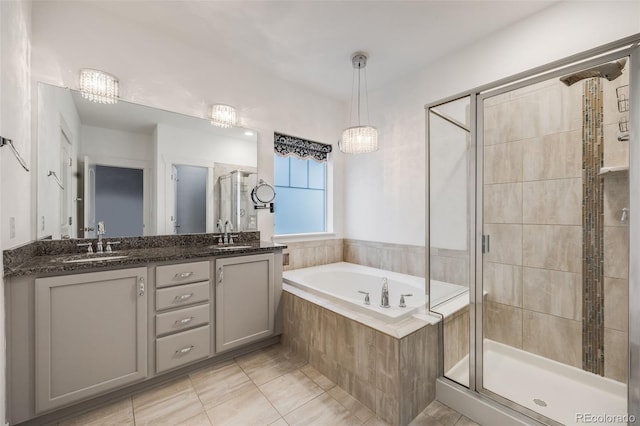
[79,69,119,104]
[210,104,237,128]
[341,52,379,154]
[340,125,379,154]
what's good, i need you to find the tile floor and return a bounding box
[58,344,479,426]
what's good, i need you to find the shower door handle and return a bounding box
[482,234,490,254]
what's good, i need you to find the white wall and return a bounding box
[345,1,640,247]
[37,83,79,239]
[31,1,345,242]
[0,1,31,422]
[1,0,31,249]
[154,123,256,234]
[80,125,153,163]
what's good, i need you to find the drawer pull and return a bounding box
[174,293,194,302]
[175,317,194,326]
[176,345,194,355]
[175,272,194,279]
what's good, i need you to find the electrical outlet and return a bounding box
[283,252,290,266]
[42,215,45,231]
[9,217,15,239]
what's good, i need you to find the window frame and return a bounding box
[272,153,332,238]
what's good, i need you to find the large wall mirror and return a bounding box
[37,83,258,240]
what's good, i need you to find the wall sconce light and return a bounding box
[340,52,379,154]
[79,69,119,104]
[210,104,237,128]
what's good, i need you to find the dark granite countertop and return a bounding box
[3,233,286,278]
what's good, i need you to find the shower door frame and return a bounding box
[426,34,640,425]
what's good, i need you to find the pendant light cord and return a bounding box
[357,64,361,126]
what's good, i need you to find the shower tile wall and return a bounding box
[601,74,629,383]
[482,73,629,382]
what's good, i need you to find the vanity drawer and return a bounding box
[156,304,210,336]
[156,261,210,288]
[156,281,210,311]
[156,325,210,373]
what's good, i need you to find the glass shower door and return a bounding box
[479,57,630,425]
[428,96,473,388]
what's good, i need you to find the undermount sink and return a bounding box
[62,255,129,264]
[208,245,254,251]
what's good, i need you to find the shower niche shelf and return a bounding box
[599,165,628,176]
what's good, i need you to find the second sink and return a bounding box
[208,245,253,251]
[62,255,129,264]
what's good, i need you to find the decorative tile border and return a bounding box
[582,78,605,375]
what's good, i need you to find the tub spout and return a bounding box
[381,277,390,308]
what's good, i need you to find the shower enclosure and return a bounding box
[427,38,639,425]
[217,169,258,232]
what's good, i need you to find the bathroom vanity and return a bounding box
[4,234,284,425]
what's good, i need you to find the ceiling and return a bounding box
[38,1,557,100]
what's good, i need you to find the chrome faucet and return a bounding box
[381,277,390,308]
[96,221,105,253]
[223,220,233,244]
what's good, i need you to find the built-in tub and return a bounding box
[283,262,467,322]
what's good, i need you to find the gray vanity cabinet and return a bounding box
[34,267,148,413]
[215,253,275,352]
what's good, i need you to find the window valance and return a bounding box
[274,132,332,162]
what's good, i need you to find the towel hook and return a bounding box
[0,137,29,172]
[47,171,65,190]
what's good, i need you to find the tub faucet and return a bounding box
[381,277,390,308]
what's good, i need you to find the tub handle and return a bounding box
[358,290,370,305]
[399,294,413,308]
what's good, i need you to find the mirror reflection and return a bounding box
[37,83,258,240]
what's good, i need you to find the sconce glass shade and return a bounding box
[210,104,237,128]
[340,125,379,154]
[79,69,119,104]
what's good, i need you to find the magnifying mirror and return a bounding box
[251,179,275,212]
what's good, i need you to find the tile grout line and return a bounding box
[130,397,137,426]
[186,373,213,426]
[234,351,301,421]
[258,366,327,419]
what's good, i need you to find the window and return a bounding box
[273,132,332,235]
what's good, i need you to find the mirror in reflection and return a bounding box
[37,83,258,240]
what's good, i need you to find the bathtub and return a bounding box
[283,262,467,321]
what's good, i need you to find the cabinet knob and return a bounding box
[138,277,145,296]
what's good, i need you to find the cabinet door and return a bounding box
[216,253,274,352]
[35,268,148,412]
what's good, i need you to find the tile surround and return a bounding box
[522,310,582,368]
[482,76,629,382]
[344,239,426,278]
[522,131,582,180]
[484,301,522,349]
[430,248,468,287]
[282,291,438,426]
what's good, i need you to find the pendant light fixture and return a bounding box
[340,52,378,154]
[79,69,119,104]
